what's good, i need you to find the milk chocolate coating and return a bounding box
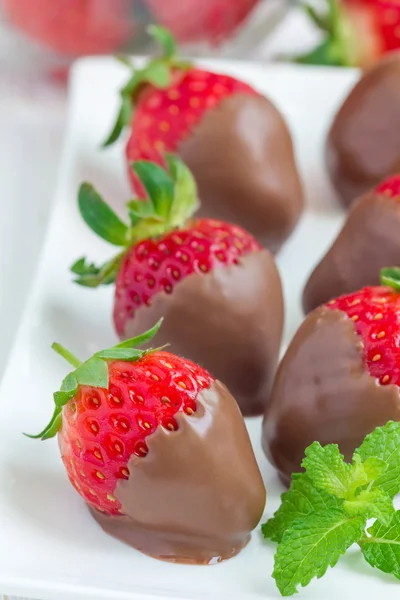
[91,381,266,564]
[303,192,400,312]
[326,52,400,207]
[262,307,400,483]
[122,250,284,417]
[179,94,304,253]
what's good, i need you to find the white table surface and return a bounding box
[0,8,320,600]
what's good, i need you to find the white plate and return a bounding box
[1,57,397,600]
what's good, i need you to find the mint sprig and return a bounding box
[263,421,400,596]
[72,155,199,287]
[25,319,163,440]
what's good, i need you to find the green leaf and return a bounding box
[78,183,128,246]
[145,60,171,88]
[71,257,99,277]
[380,267,400,291]
[126,199,159,220]
[24,406,62,440]
[165,154,199,226]
[360,512,400,580]
[113,318,163,349]
[302,442,352,498]
[262,473,343,543]
[75,358,109,389]
[147,24,177,58]
[344,489,395,526]
[102,92,132,147]
[72,253,124,288]
[53,373,78,407]
[131,161,175,218]
[273,509,366,596]
[355,421,400,498]
[95,348,144,361]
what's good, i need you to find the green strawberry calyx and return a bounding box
[103,24,192,147]
[380,267,400,291]
[25,319,163,441]
[71,154,199,287]
[290,0,360,67]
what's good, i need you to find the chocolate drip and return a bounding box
[91,381,266,564]
[121,250,284,417]
[179,93,304,252]
[326,52,400,207]
[262,307,400,483]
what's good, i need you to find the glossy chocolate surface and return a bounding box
[179,93,304,253]
[262,307,400,483]
[121,250,284,417]
[91,380,266,564]
[303,192,400,312]
[327,52,400,207]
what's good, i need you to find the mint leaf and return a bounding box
[360,512,400,579]
[349,455,388,493]
[302,442,352,498]
[344,489,395,526]
[78,183,128,246]
[273,509,365,596]
[355,421,400,498]
[262,474,343,543]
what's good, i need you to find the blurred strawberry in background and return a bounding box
[297,0,400,67]
[1,0,261,58]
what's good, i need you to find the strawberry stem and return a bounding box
[380,267,400,292]
[51,343,82,368]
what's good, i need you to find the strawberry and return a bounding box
[263,267,400,482]
[104,26,303,250]
[296,0,400,67]
[326,272,400,386]
[28,320,213,515]
[104,26,257,194]
[303,174,400,312]
[146,0,259,45]
[28,321,267,562]
[73,156,283,416]
[2,0,133,56]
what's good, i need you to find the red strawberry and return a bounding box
[146,0,259,44]
[296,0,400,67]
[263,268,400,482]
[73,156,283,416]
[29,321,266,563]
[2,0,133,56]
[303,173,400,312]
[104,26,303,251]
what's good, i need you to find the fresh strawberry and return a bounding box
[295,0,400,67]
[72,155,261,337]
[73,156,283,417]
[28,320,214,515]
[2,0,133,56]
[326,272,400,386]
[103,25,257,195]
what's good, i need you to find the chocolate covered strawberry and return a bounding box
[326,51,400,207]
[303,174,400,312]
[29,321,266,564]
[73,157,283,416]
[263,268,400,483]
[297,0,400,68]
[103,25,303,252]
